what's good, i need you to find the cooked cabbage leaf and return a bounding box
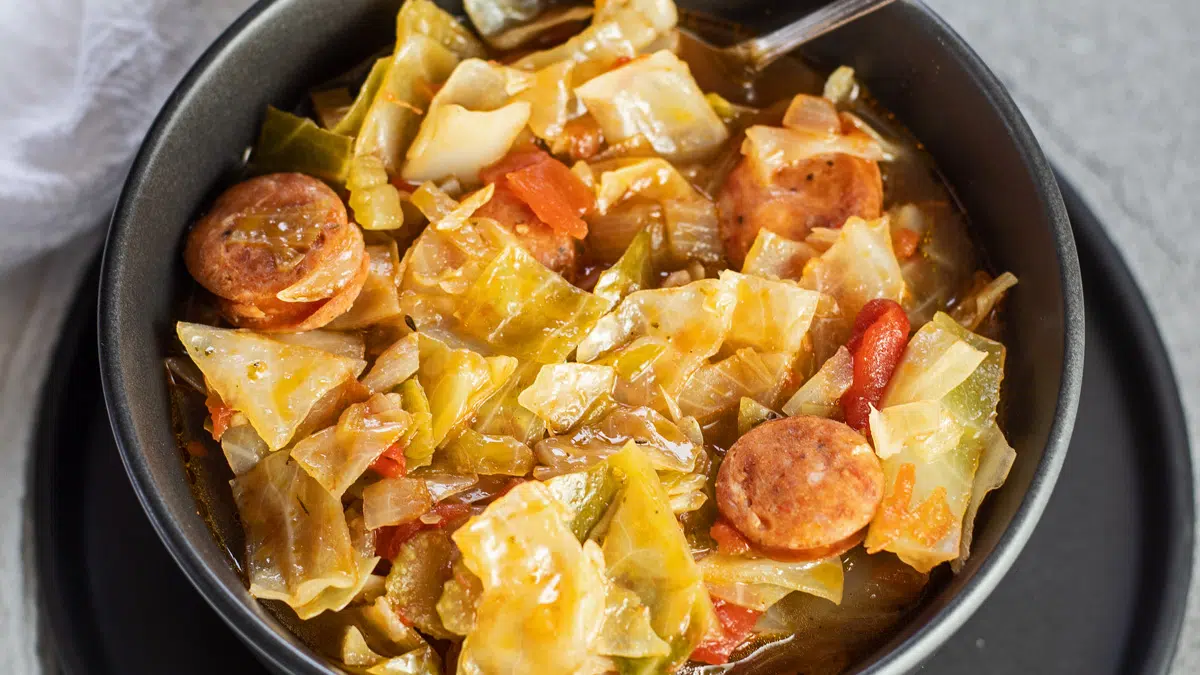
[596,582,672,658]
[292,393,413,498]
[470,361,546,446]
[593,226,656,308]
[398,378,436,469]
[518,363,617,434]
[415,335,518,446]
[329,243,403,330]
[576,50,728,162]
[457,246,610,363]
[597,443,713,673]
[544,463,624,540]
[347,155,408,232]
[250,106,353,185]
[220,422,271,475]
[953,422,1016,572]
[177,322,365,450]
[741,228,819,281]
[800,216,907,319]
[453,481,607,674]
[677,348,794,424]
[950,271,1019,332]
[435,559,482,636]
[361,334,419,395]
[403,103,532,184]
[436,429,534,476]
[512,0,672,81]
[721,270,821,355]
[865,313,1006,573]
[270,330,366,361]
[869,400,963,462]
[659,471,708,515]
[295,510,381,620]
[737,397,780,436]
[781,346,853,419]
[536,404,702,477]
[700,553,843,612]
[232,449,358,612]
[386,529,458,639]
[363,477,432,530]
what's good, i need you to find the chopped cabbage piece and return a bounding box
[295,510,381,620]
[220,422,271,475]
[677,348,794,424]
[363,477,432,530]
[737,397,780,436]
[292,393,413,498]
[270,330,366,361]
[457,246,610,363]
[720,270,821,355]
[399,378,436,469]
[598,443,713,672]
[700,553,844,611]
[437,429,534,476]
[782,345,853,418]
[593,226,656,308]
[465,0,547,41]
[512,0,671,80]
[576,50,728,161]
[866,313,1007,572]
[781,93,842,134]
[660,471,708,515]
[577,280,734,411]
[741,229,819,281]
[232,449,358,612]
[435,559,482,636]
[415,336,518,446]
[869,400,963,462]
[596,583,672,658]
[329,244,403,330]
[800,216,907,319]
[954,422,1016,572]
[823,65,860,106]
[361,334,419,395]
[327,57,392,137]
[471,362,546,446]
[363,644,441,675]
[536,404,702,477]
[453,481,607,674]
[471,3,595,50]
[250,106,353,185]
[544,463,624,540]
[347,155,408,232]
[177,322,365,450]
[592,158,722,264]
[516,60,581,143]
[518,363,617,434]
[403,103,532,184]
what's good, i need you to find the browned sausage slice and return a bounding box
[716,414,884,560]
[184,173,368,331]
[717,152,883,269]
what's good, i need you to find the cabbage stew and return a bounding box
[167,1,1018,672]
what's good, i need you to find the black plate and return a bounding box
[34,175,1190,674]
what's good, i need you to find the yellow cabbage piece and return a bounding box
[292,393,413,498]
[950,271,1019,332]
[535,404,702,477]
[597,443,713,673]
[329,243,403,330]
[865,313,1007,573]
[415,335,518,446]
[782,345,853,419]
[456,246,611,363]
[700,553,844,612]
[591,158,721,264]
[676,348,794,424]
[386,529,459,638]
[398,378,436,469]
[361,334,419,395]
[954,422,1016,572]
[295,510,381,620]
[518,363,617,434]
[544,463,625,540]
[436,429,534,476]
[270,330,365,360]
[596,583,671,658]
[362,477,432,530]
[453,481,607,674]
[593,226,656,309]
[250,106,352,185]
[742,229,819,281]
[576,50,728,161]
[220,422,270,476]
[435,559,482,636]
[402,103,531,184]
[737,397,780,436]
[512,0,673,80]
[800,216,907,319]
[347,155,408,232]
[322,57,391,137]
[176,322,365,450]
[869,400,963,462]
[232,450,358,612]
[720,270,821,355]
[659,471,708,515]
[471,361,546,446]
[577,279,734,413]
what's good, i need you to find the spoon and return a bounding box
[706,0,899,73]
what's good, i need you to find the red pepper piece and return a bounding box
[840,298,910,432]
[369,439,408,479]
[690,598,762,665]
[205,394,235,442]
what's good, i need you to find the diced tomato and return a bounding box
[505,158,594,239]
[710,519,752,556]
[480,148,552,185]
[428,501,472,526]
[893,227,921,259]
[841,299,910,432]
[690,598,762,665]
[205,394,235,442]
[369,440,408,479]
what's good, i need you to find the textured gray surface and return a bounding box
[923,0,1200,671]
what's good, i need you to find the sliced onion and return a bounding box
[363,477,432,530]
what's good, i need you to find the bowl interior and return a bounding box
[99,1,1083,673]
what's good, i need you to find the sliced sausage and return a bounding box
[474,184,579,281]
[184,172,367,331]
[716,414,884,560]
[717,153,883,269]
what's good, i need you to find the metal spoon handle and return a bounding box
[736,0,899,70]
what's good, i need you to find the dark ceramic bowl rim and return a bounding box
[98,1,1085,673]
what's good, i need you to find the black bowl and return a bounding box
[98,0,1085,673]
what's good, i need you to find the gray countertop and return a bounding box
[925,0,1200,670]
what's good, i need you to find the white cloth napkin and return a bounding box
[0,1,252,672]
